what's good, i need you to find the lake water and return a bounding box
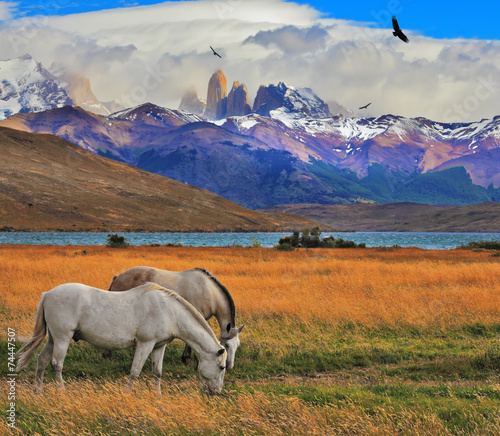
[0,231,499,250]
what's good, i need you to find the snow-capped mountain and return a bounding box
[2,101,499,208]
[253,82,331,120]
[0,55,73,121]
[0,64,498,207]
[110,103,203,127]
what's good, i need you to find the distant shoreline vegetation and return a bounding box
[459,240,500,250]
[276,228,366,251]
[1,231,499,250]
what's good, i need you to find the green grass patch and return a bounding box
[6,321,500,385]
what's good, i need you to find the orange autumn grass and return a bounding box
[1,245,499,336]
[2,245,500,435]
[4,380,467,436]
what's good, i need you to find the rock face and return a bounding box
[204,69,227,119]
[59,72,110,115]
[179,88,205,115]
[252,85,283,117]
[226,81,251,117]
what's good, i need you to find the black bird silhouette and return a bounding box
[359,102,372,110]
[392,16,409,43]
[210,46,222,58]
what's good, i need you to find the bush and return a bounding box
[459,241,500,250]
[276,228,365,249]
[106,234,128,248]
[250,238,262,248]
[276,242,295,251]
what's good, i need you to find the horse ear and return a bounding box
[226,323,231,333]
[238,325,245,333]
[217,348,225,356]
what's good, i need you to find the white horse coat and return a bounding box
[17,283,227,394]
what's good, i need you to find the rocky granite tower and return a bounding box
[226,81,251,117]
[204,69,227,120]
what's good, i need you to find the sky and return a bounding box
[0,0,499,122]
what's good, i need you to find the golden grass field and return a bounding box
[1,245,500,435]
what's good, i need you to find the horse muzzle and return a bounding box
[201,380,221,396]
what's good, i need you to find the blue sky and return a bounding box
[10,0,499,40]
[309,0,497,40]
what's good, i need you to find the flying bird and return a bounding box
[392,16,409,43]
[210,46,222,58]
[359,102,372,110]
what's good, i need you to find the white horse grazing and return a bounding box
[16,283,227,395]
[109,267,244,369]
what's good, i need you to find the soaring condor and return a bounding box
[392,16,409,43]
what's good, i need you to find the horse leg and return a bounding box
[181,344,192,365]
[126,341,155,392]
[51,334,72,390]
[34,332,54,393]
[151,345,166,393]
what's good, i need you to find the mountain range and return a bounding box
[0,126,323,232]
[0,55,499,211]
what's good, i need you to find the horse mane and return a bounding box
[191,268,236,327]
[144,283,219,343]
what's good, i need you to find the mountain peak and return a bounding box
[19,53,34,61]
[253,82,330,119]
[110,102,202,126]
[0,55,73,121]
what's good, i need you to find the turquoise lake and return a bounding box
[0,232,499,250]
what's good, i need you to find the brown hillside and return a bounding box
[262,202,500,233]
[0,127,326,232]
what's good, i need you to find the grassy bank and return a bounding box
[1,246,499,434]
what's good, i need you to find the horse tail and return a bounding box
[16,293,47,372]
[108,276,117,291]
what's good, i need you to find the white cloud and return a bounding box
[244,25,329,54]
[0,1,16,21]
[0,0,498,122]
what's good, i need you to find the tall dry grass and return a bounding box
[2,245,500,435]
[2,245,499,336]
[2,379,499,435]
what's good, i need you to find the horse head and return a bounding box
[198,348,227,395]
[220,323,244,370]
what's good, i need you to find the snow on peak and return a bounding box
[253,82,331,121]
[108,102,203,125]
[0,55,73,120]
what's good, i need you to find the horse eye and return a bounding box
[220,365,226,370]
